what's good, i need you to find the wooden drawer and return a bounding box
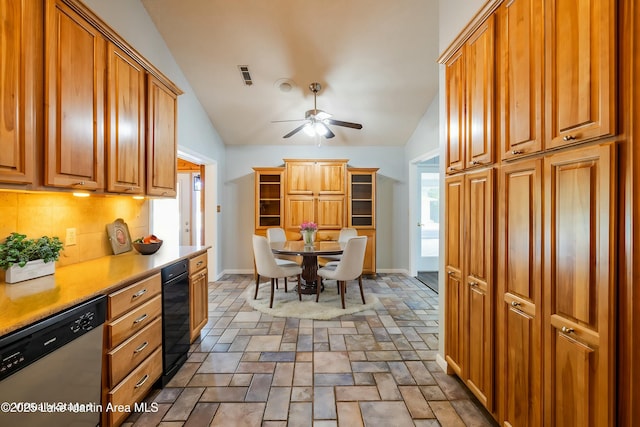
[108,273,161,319]
[107,347,162,427]
[107,295,162,348]
[189,252,207,273]
[107,316,162,388]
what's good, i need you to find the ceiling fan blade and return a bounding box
[326,119,363,129]
[323,125,335,139]
[283,123,308,138]
[271,119,305,123]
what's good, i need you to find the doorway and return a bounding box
[415,156,440,293]
[177,159,204,246]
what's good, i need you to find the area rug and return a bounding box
[245,280,380,320]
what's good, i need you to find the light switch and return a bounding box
[66,228,77,246]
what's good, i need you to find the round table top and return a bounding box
[270,240,344,256]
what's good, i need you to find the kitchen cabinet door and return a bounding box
[45,0,105,190]
[317,196,345,230]
[544,0,616,148]
[543,143,615,426]
[464,168,494,409]
[444,175,465,376]
[146,75,177,197]
[106,42,146,194]
[316,161,346,194]
[466,16,495,169]
[254,167,285,229]
[286,161,314,194]
[190,268,208,342]
[285,195,315,233]
[0,0,40,185]
[445,50,465,174]
[498,159,542,427]
[498,0,543,161]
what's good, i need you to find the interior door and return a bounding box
[417,158,440,272]
[177,173,192,245]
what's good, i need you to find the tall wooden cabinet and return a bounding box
[45,0,105,190]
[0,0,40,185]
[254,159,377,274]
[441,0,618,424]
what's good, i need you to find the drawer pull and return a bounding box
[132,289,147,299]
[562,135,576,141]
[469,281,478,287]
[561,326,575,334]
[134,341,149,354]
[511,150,523,155]
[133,314,148,324]
[197,260,204,267]
[447,271,454,276]
[471,160,480,165]
[134,374,149,389]
[511,301,521,308]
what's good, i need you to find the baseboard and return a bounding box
[375,268,410,275]
[220,269,255,276]
[435,352,448,373]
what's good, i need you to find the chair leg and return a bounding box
[269,278,275,308]
[254,274,260,299]
[316,277,322,302]
[340,281,346,309]
[284,277,288,293]
[358,275,366,304]
[275,278,279,289]
[297,274,302,301]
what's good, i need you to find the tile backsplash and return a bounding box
[0,191,149,268]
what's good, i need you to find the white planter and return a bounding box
[5,259,56,284]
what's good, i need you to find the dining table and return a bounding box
[270,240,344,294]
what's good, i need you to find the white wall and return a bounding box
[224,145,406,273]
[438,0,488,52]
[82,0,227,277]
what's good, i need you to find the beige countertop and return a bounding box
[0,245,210,336]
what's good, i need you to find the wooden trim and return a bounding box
[437,0,502,64]
[59,0,182,95]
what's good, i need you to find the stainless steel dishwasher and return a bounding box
[0,295,106,427]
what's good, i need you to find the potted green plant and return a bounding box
[0,232,64,283]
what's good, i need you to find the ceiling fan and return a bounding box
[274,82,363,139]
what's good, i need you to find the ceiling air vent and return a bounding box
[238,65,253,86]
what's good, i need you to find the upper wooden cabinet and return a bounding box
[544,0,616,148]
[0,0,40,185]
[285,159,347,195]
[498,0,544,160]
[445,50,465,174]
[445,16,495,173]
[106,42,146,194]
[465,16,495,169]
[146,75,178,197]
[45,0,105,190]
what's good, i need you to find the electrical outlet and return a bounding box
[66,228,77,246]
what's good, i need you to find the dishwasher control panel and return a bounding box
[0,295,106,381]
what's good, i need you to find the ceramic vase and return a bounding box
[301,230,316,245]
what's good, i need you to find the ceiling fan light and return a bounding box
[303,122,315,137]
[314,122,328,136]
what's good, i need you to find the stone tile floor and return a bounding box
[123,274,497,426]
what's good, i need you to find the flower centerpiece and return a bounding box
[300,221,318,245]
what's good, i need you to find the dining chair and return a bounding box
[252,235,302,308]
[316,236,368,309]
[319,227,358,266]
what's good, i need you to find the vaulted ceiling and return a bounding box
[141,0,439,146]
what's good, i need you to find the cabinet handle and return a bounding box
[469,281,478,287]
[197,261,204,267]
[511,150,523,155]
[561,326,575,334]
[511,301,521,308]
[133,313,148,324]
[134,341,149,354]
[132,289,147,299]
[471,160,480,165]
[74,181,85,186]
[448,166,457,171]
[134,374,149,389]
[562,135,577,141]
[447,271,454,276]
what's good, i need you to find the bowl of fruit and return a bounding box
[133,235,163,255]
